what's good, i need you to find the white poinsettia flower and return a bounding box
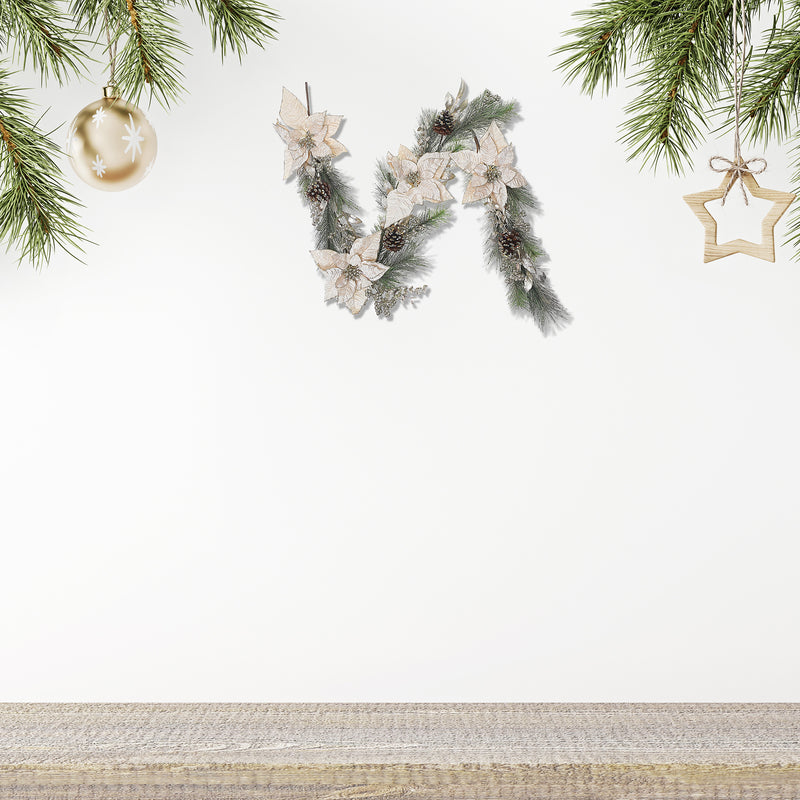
[310,233,389,315]
[384,145,453,226]
[451,121,526,208]
[274,87,347,180]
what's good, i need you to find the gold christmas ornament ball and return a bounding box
[67,90,157,191]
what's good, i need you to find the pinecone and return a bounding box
[432,110,455,136]
[305,179,331,203]
[498,229,523,257]
[382,224,405,252]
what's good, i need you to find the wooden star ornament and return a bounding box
[683,170,796,263]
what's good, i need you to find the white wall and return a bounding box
[1,1,798,701]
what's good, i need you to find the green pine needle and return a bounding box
[0,0,88,84]
[71,0,279,108]
[554,1,642,96]
[449,91,518,145]
[376,242,434,289]
[112,0,188,108]
[183,0,280,60]
[782,130,800,259]
[0,64,89,267]
[741,4,800,144]
[555,0,770,175]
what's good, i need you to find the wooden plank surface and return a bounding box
[1,704,799,799]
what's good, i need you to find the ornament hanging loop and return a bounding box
[102,8,119,92]
[709,0,767,205]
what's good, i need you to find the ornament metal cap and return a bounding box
[102,84,119,99]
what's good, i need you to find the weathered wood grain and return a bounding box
[1,704,798,799]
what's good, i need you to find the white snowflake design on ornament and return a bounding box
[91,155,107,178]
[145,159,155,177]
[122,114,144,162]
[65,125,75,154]
[92,107,107,128]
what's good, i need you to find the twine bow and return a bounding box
[709,155,767,204]
[709,0,766,205]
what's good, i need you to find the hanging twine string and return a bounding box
[103,9,118,90]
[709,0,766,204]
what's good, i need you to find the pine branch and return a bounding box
[555,0,732,97]
[0,0,87,83]
[68,0,105,27]
[741,4,800,144]
[0,64,89,267]
[72,0,280,106]
[783,130,800,259]
[182,0,279,60]
[618,1,735,174]
[556,0,772,173]
[554,0,646,95]
[112,0,188,107]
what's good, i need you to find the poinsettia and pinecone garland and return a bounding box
[275,82,571,332]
